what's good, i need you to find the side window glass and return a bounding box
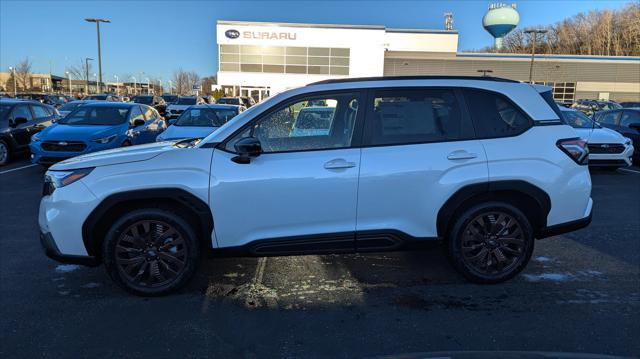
[31,105,51,120]
[369,89,468,145]
[463,90,531,138]
[225,92,359,153]
[129,106,145,125]
[144,108,155,120]
[11,105,34,122]
[598,111,620,125]
[620,111,640,127]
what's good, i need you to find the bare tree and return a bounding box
[66,59,93,82]
[14,57,32,91]
[201,76,217,95]
[171,69,201,95]
[171,69,189,95]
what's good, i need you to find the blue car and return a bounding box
[30,102,166,165]
[155,104,242,142]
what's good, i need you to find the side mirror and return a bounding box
[132,119,146,127]
[629,123,640,131]
[232,137,262,164]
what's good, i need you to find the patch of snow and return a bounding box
[534,256,552,263]
[55,264,80,273]
[82,282,101,288]
[523,272,573,282]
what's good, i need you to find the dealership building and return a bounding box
[216,20,640,102]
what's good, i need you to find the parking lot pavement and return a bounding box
[0,160,638,358]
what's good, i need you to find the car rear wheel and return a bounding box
[103,208,200,296]
[0,139,10,166]
[448,202,534,284]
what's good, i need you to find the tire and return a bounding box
[103,208,200,296]
[448,202,534,284]
[0,139,10,166]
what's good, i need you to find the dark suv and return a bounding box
[0,99,59,165]
[594,108,640,161]
[132,95,167,117]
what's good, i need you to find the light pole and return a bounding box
[65,71,71,96]
[113,75,119,96]
[145,78,150,94]
[524,28,548,84]
[131,76,137,95]
[8,66,17,97]
[85,18,110,93]
[168,80,173,95]
[85,57,93,95]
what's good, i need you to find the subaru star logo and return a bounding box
[601,144,609,148]
[225,29,240,39]
[58,141,68,146]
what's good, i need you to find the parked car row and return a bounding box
[0,98,244,166]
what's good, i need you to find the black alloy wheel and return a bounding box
[104,208,199,296]
[448,202,534,283]
[115,220,187,289]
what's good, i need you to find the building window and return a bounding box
[534,82,576,103]
[219,45,350,76]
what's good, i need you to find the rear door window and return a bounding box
[462,89,531,138]
[365,88,471,146]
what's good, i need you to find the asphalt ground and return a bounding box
[1,157,638,358]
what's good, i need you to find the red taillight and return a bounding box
[557,138,589,165]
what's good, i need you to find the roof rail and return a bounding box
[308,75,521,86]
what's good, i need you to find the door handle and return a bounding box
[447,150,478,160]
[324,159,356,169]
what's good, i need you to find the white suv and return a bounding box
[39,77,593,296]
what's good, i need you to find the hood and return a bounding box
[574,127,626,144]
[159,125,218,141]
[39,123,124,142]
[51,141,176,170]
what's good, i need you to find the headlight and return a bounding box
[92,134,117,144]
[31,133,41,142]
[624,138,632,146]
[45,168,94,189]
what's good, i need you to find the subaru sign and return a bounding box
[225,29,240,39]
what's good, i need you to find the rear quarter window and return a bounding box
[462,89,531,138]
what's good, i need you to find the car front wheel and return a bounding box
[103,208,200,296]
[0,139,10,166]
[448,202,534,284]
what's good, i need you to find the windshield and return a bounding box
[175,107,237,127]
[162,95,178,103]
[176,97,196,105]
[59,102,84,112]
[59,106,130,125]
[133,96,153,105]
[217,98,240,105]
[562,109,599,129]
[600,102,622,110]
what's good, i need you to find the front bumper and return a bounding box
[40,230,99,266]
[588,144,634,167]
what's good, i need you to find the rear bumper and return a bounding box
[40,231,99,266]
[537,202,593,239]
